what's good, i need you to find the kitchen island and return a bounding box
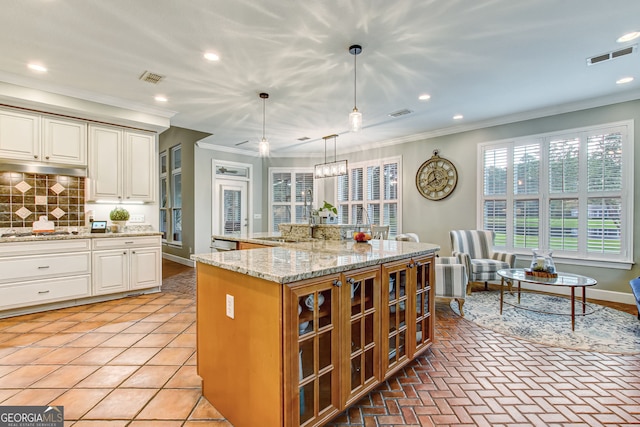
[0,230,162,318]
[192,238,439,427]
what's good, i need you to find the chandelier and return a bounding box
[314,134,347,178]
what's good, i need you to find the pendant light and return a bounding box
[349,44,363,132]
[314,134,347,178]
[258,92,270,157]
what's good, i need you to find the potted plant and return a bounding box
[318,201,337,218]
[109,207,130,232]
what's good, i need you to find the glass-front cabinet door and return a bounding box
[286,276,340,427]
[342,267,380,406]
[381,261,410,376]
[412,255,434,355]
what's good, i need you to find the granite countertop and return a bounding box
[192,238,440,284]
[211,232,313,247]
[0,230,162,243]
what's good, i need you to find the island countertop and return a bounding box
[191,239,440,284]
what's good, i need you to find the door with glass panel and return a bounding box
[215,180,248,235]
[381,261,410,376]
[412,255,434,354]
[342,267,380,406]
[287,277,340,427]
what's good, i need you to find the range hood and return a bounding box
[0,161,87,177]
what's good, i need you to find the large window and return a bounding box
[337,157,401,236]
[269,168,314,232]
[159,150,168,240]
[159,145,182,244]
[479,122,633,266]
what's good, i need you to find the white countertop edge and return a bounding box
[0,231,162,243]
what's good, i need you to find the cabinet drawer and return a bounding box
[0,239,91,257]
[92,236,161,250]
[0,252,91,284]
[0,275,91,310]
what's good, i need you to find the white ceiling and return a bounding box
[1,0,640,156]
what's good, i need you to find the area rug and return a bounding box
[449,291,640,354]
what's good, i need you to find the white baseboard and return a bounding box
[162,252,195,268]
[516,281,636,305]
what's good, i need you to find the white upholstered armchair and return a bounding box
[396,233,468,316]
[449,230,516,292]
[435,257,468,316]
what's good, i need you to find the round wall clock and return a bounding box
[416,149,458,201]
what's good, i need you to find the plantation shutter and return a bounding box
[383,162,399,235]
[295,172,314,223]
[586,129,623,254]
[272,172,292,232]
[482,147,508,247]
[337,174,349,224]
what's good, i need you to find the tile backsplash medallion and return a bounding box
[0,172,85,228]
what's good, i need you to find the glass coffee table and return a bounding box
[497,268,597,331]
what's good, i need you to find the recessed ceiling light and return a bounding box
[418,94,431,101]
[154,95,168,102]
[453,114,463,120]
[616,77,634,84]
[27,63,47,72]
[617,32,640,43]
[204,52,220,61]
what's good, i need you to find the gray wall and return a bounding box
[159,126,211,260]
[193,148,266,255]
[264,100,640,295]
[187,100,640,296]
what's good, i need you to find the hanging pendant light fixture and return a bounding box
[258,92,270,157]
[349,44,363,132]
[314,134,347,178]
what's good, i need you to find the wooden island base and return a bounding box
[193,239,438,427]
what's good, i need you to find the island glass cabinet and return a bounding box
[196,252,435,427]
[285,255,434,426]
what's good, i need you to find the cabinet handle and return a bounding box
[38,266,50,269]
[132,251,136,254]
[123,252,127,255]
[346,277,355,285]
[333,279,342,287]
[38,290,50,294]
[125,241,134,244]
[45,156,50,160]
[34,155,38,159]
[415,261,422,268]
[407,262,415,268]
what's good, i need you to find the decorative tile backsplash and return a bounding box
[0,172,85,228]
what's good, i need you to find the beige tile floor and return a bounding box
[0,261,230,426]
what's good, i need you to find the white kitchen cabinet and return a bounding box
[0,108,40,161]
[0,239,91,311]
[88,124,156,202]
[92,249,129,295]
[92,236,161,295]
[42,116,87,165]
[0,108,87,166]
[124,131,155,201]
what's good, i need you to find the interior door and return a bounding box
[216,180,248,235]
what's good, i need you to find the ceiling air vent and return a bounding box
[389,109,413,118]
[138,70,165,84]
[587,45,636,66]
